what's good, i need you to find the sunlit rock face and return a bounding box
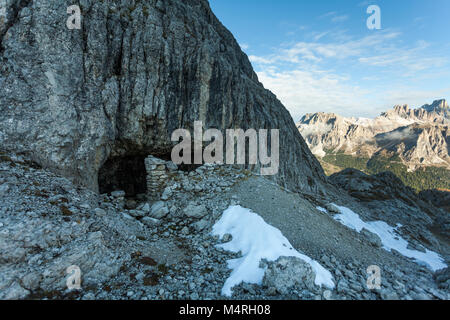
[297,100,450,170]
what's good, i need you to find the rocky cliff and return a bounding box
[0,0,325,194]
[382,100,449,125]
[297,100,450,170]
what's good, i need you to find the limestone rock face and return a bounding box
[297,100,450,170]
[0,0,326,193]
[383,100,449,124]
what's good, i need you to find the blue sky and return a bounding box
[210,0,450,120]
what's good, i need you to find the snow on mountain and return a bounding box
[212,205,335,297]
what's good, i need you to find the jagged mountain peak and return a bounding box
[421,99,449,115]
[393,104,412,113]
[297,99,450,172]
[380,99,449,123]
[299,112,343,125]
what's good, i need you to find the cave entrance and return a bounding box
[98,155,148,197]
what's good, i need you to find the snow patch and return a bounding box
[212,205,335,297]
[332,205,447,272]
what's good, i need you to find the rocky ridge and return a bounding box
[297,100,450,170]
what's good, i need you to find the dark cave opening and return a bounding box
[98,155,148,197]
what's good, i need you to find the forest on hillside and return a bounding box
[321,152,450,192]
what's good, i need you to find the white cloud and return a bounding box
[249,55,274,65]
[320,11,349,23]
[332,15,349,23]
[248,29,449,119]
[320,11,337,18]
[257,68,371,121]
[358,1,370,7]
[357,38,446,74]
[251,31,403,65]
[240,43,250,50]
[382,87,450,109]
[313,31,330,41]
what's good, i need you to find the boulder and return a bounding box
[111,191,126,198]
[93,208,107,217]
[380,289,399,300]
[142,217,161,227]
[0,184,9,196]
[192,219,209,232]
[435,268,450,290]
[184,203,208,219]
[360,228,382,248]
[262,256,316,295]
[150,201,169,219]
[325,203,340,214]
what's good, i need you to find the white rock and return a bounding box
[4,282,30,300]
[380,289,400,300]
[142,217,161,227]
[181,226,190,235]
[183,203,208,219]
[323,290,333,300]
[82,293,96,300]
[150,201,169,219]
[0,184,10,196]
[161,187,172,200]
[94,208,106,216]
[139,203,151,212]
[192,219,209,231]
[121,212,134,220]
[262,256,316,295]
[136,273,145,282]
[21,273,42,291]
[80,203,91,210]
[166,161,178,172]
[325,203,340,214]
[111,190,126,198]
[129,210,145,218]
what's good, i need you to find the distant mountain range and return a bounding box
[297,99,450,191]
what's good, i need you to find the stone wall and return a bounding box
[145,156,168,201]
[144,156,178,201]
